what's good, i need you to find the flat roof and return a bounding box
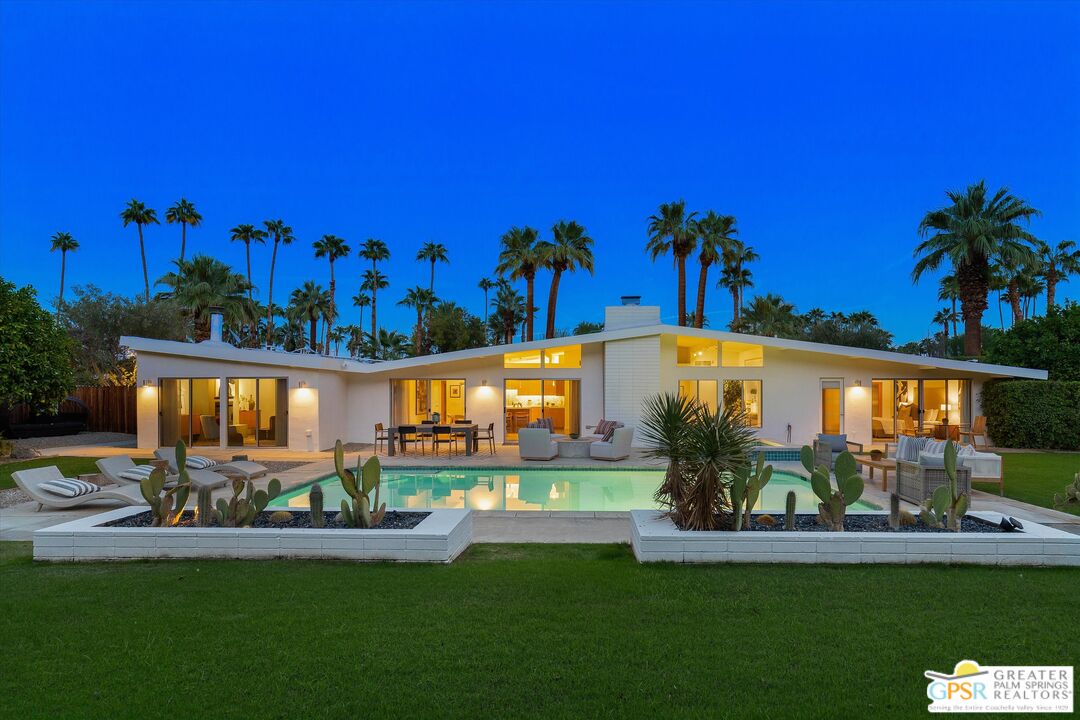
[121,323,1048,380]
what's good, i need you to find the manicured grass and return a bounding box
[0,542,1075,718]
[0,457,111,490]
[974,452,1080,515]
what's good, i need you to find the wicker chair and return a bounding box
[895,460,971,504]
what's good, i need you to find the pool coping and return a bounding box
[32,506,474,563]
[629,510,1080,566]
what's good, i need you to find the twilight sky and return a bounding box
[2,0,1078,343]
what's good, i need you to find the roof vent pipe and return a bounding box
[620,295,641,306]
[208,307,224,343]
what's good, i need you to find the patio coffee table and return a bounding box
[557,439,595,458]
[857,457,896,491]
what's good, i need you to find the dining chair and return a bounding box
[398,425,425,455]
[374,423,388,454]
[475,422,496,454]
[431,425,458,457]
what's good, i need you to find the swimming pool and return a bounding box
[271,468,878,513]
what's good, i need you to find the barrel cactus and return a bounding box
[919,440,968,532]
[196,484,213,527]
[784,490,796,530]
[309,482,325,528]
[800,444,864,532]
[730,453,773,531]
[335,439,386,528]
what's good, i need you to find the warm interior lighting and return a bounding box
[143,379,155,388]
[298,380,308,389]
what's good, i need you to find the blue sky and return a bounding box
[2,0,1078,343]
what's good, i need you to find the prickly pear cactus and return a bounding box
[336,439,387,528]
[801,444,863,532]
[730,453,773,531]
[140,464,190,527]
[214,477,281,527]
[922,440,969,531]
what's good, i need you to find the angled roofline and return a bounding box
[121,323,1048,380]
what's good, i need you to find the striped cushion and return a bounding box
[118,465,154,481]
[602,426,616,442]
[39,478,99,498]
[185,455,217,469]
[595,419,614,436]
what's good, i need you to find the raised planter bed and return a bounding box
[629,510,1080,566]
[34,507,473,563]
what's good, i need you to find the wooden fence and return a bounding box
[3,386,138,434]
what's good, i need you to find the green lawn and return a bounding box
[974,452,1080,515]
[0,456,152,491]
[0,542,1075,719]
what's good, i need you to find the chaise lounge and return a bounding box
[96,455,232,490]
[12,466,147,511]
[154,447,268,481]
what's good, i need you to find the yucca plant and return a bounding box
[639,392,697,527]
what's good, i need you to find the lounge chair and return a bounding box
[590,426,634,461]
[812,434,864,468]
[154,447,267,481]
[518,428,558,461]
[12,466,147,511]
[97,455,231,490]
[958,416,989,450]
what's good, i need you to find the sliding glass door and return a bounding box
[503,379,580,441]
[225,378,288,447]
[871,378,971,440]
[159,378,227,448]
[390,379,466,426]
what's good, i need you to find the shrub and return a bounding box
[981,379,1080,450]
[0,278,76,411]
[982,302,1080,380]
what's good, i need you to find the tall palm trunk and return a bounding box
[370,289,377,340]
[180,222,187,263]
[326,262,336,354]
[950,297,957,336]
[1007,278,1023,325]
[57,251,67,316]
[266,240,279,345]
[525,273,535,341]
[676,254,687,326]
[414,308,423,353]
[138,223,149,302]
[957,259,989,357]
[1046,272,1058,309]
[693,261,709,329]
[309,317,317,351]
[545,269,563,339]
[245,242,253,302]
[730,287,739,328]
[429,261,435,292]
[483,289,489,323]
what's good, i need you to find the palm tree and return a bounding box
[229,224,267,302]
[368,328,412,360]
[691,212,738,329]
[156,255,254,340]
[723,240,758,323]
[289,281,332,351]
[495,226,542,341]
[262,219,295,345]
[538,220,594,338]
[398,286,437,353]
[738,294,800,337]
[646,200,698,326]
[489,278,526,345]
[912,180,1040,356]
[937,274,960,337]
[718,263,754,330]
[360,268,389,339]
[313,234,352,353]
[165,198,202,263]
[477,277,495,322]
[120,199,159,302]
[359,238,390,273]
[1037,239,1080,310]
[352,292,371,331]
[49,231,79,314]
[416,241,449,292]
[326,326,347,356]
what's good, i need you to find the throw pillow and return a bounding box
[39,478,99,498]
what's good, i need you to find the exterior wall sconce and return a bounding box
[481,379,488,386]
[852,379,862,387]
[143,379,155,388]
[298,380,308,389]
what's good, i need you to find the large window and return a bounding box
[721,342,764,367]
[504,379,580,440]
[390,379,466,425]
[871,379,971,439]
[678,379,718,412]
[504,345,582,369]
[160,377,287,448]
[724,379,762,428]
[677,338,718,367]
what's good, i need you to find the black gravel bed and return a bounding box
[104,510,430,530]
[675,514,1013,533]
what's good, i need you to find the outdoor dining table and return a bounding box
[385,423,479,456]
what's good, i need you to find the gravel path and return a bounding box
[12,432,135,451]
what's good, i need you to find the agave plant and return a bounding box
[677,403,758,531]
[639,392,698,527]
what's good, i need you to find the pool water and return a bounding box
[271,468,878,513]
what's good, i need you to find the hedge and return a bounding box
[981,379,1080,450]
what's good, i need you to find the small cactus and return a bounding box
[140,463,190,527]
[757,514,776,526]
[335,440,386,528]
[730,453,774,531]
[899,509,917,527]
[784,490,796,530]
[214,477,282,527]
[269,510,293,524]
[919,440,969,531]
[309,483,325,528]
[888,493,900,530]
[196,484,213,527]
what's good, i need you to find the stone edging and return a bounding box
[629,510,1080,566]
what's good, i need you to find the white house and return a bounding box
[123,300,1046,452]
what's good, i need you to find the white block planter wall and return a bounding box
[34,507,473,563]
[630,510,1080,566]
